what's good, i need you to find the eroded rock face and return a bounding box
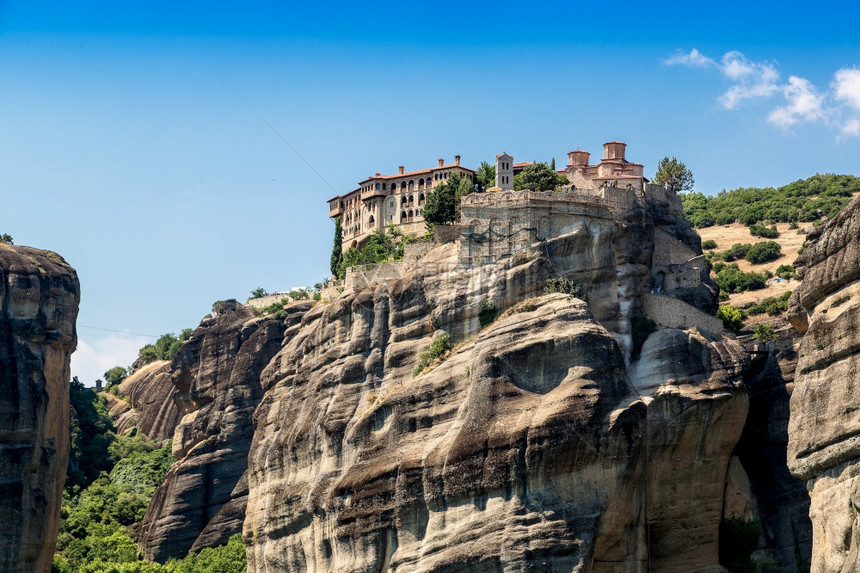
[115,360,179,441]
[245,226,749,572]
[137,300,296,562]
[0,245,79,573]
[787,196,860,573]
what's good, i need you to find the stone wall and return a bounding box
[642,292,724,334]
[245,293,290,310]
[653,228,698,268]
[458,190,615,266]
[343,242,435,290]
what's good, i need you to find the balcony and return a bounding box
[360,187,387,201]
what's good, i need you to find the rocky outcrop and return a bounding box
[787,195,860,573]
[0,245,79,573]
[114,360,179,441]
[244,206,750,572]
[137,300,298,562]
[736,339,812,571]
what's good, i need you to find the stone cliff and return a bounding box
[243,195,752,572]
[787,195,860,573]
[110,360,180,441]
[137,300,309,562]
[0,245,79,573]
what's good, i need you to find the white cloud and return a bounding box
[841,118,860,137]
[667,48,860,138]
[71,333,151,386]
[768,76,826,127]
[717,52,780,109]
[664,48,715,68]
[834,68,860,110]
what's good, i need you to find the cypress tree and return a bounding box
[330,217,343,277]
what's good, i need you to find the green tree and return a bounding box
[249,287,267,299]
[744,241,781,264]
[653,156,694,193]
[717,305,745,332]
[423,171,472,228]
[104,367,128,388]
[68,377,115,490]
[513,162,567,191]
[335,225,409,280]
[753,323,777,342]
[0,233,12,244]
[330,217,343,278]
[475,161,495,192]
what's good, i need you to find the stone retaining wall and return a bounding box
[643,292,724,335]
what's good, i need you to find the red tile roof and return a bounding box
[359,163,475,185]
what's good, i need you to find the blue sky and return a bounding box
[1,1,858,383]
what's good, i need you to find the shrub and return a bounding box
[746,291,792,316]
[544,277,587,300]
[336,225,411,280]
[701,239,717,250]
[713,263,768,294]
[713,243,752,262]
[749,223,779,238]
[776,264,796,280]
[753,323,777,342]
[717,305,745,332]
[745,241,781,264]
[478,300,499,328]
[413,332,453,376]
[289,288,309,300]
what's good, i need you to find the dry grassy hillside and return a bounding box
[696,222,806,321]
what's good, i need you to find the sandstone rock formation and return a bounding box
[787,195,860,573]
[113,360,179,441]
[736,339,812,571]
[244,197,751,572]
[137,300,300,562]
[0,245,79,573]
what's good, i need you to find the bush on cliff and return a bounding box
[336,225,411,280]
[544,277,588,301]
[136,329,193,366]
[413,332,453,377]
[478,300,499,327]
